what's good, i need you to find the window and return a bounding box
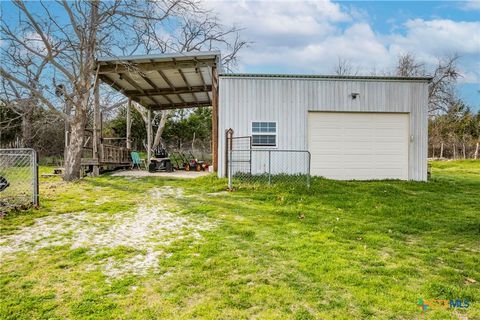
[252,121,276,147]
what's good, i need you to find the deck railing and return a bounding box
[81,143,130,166]
[99,144,131,164]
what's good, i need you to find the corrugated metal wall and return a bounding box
[218,76,429,181]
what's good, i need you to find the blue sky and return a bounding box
[2,0,479,110]
[205,0,480,110]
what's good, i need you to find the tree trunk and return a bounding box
[474,142,479,160]
[152,110,169,149]
[64,110,87,181]
[432,145,435,158]
[192,131,196,153]
[21,112,32,148]
[440,142,444,158]
[462,142,466,159]
[64,102,71,165]
[453,143,456,159]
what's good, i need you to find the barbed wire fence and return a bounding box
[226,130,311,190]
[0,148,39,211]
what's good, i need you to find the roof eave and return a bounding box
[219,73,433,82]
[96,51,221,64]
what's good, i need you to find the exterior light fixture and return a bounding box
[351,93,360,99]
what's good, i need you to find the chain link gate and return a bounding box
[226,130,311,190]
[0,148,39,209]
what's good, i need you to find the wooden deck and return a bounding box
[81,144,131,167]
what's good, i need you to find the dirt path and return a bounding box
[0,186,215,278]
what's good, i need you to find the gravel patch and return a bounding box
[0,186,214,278]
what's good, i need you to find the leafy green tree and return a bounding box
[105,106,146,151]
[106,106,212,154]
[163,107,212,152]
[429,99,479,159]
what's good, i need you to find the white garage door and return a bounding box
[308,112,409,180]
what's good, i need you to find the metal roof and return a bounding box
[219,73,433,82]
[97,51,221,64]
[97,51,221,110]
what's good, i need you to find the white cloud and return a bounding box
[244,23,390,73]
[461,0,480,11]
[460,70,480,83]
[205,0,349,48]
[390,19,480,57]
[22,31,50,55]
[205,0,480,84]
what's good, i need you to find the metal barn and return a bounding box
[92,51,431,181]
[217,74,431,181]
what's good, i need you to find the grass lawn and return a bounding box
[1,161,479,319]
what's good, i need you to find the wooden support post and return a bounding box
[147,108,152,165]
[92,77,101,176]
[126,98,132,149]
[211,66,219,172]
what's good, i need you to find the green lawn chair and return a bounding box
[131,151,146,170]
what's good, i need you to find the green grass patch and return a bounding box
[0,161,479,319]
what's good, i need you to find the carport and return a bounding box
[86,51,221,174]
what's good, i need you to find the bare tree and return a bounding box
[131,102,171,150]
[0,49,49,148]
[429,55,461,115]
[131,12,248,153]
[0,0,198,180]
[334,57,358,76]
[395,53,460,115]
[396,53,425,77]
[395,53,472,158]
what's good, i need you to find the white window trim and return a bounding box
[250,121,278,148]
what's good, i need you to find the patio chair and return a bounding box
[131,151,146,170]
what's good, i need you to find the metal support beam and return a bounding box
[125,85,212,97]
[99,74,124,93]
[178,67,198,104]
[98,59,216,74]
[211,66,219,172]
[119,72,160,106]
[163,94,174,105]
[126,98,132,149]
[156,69,186,106]
[157,70,175,90]
[92,76,101,176]
[196,67,207,91]
[178,68,191,90]
[141,74,160,91]
[147,108,152,166]
[146,101,212,110]
[197,67,210,104]
[177,93,186,104]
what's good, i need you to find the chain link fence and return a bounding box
[0,148,39,210]
[225,130,311,189]
[228,149,311,189]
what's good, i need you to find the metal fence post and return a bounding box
[249,136,252,175]
[228,149,233,190]
[268,150,271,185]
[306,151,311,188]
[33,149,39,206]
